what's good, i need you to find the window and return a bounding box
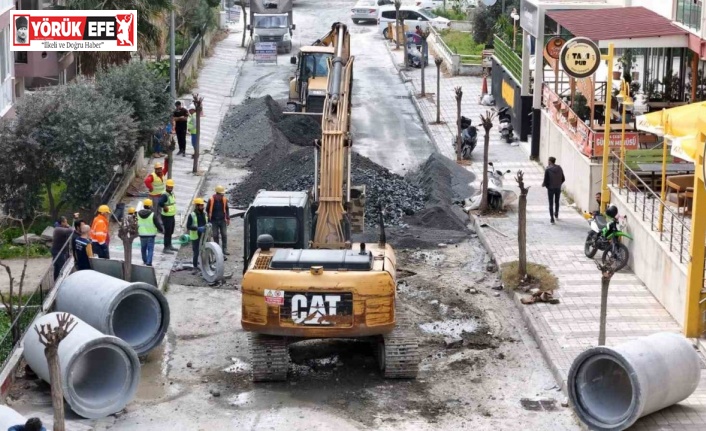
[256,217,298,244]
[676,0,702,32]
[382,10,395,19]
[14,51,27,63]
[0,26,12,113]
[253,15,288,28]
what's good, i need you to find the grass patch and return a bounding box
[0,221,52,259]
[432,7,467,21]
[500,261,559,292]
[439,29,484,57]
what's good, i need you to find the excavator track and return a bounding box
[249,333,290,382]
[379,315,421,379]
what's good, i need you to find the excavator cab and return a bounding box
[288,47,334,113]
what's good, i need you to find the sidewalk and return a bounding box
[110,29,246,290]
[387,45,706,429]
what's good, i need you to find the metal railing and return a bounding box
[493,35,521,83]
[178,25,207,73]
[609,153,691,264]
[0,236,73,369]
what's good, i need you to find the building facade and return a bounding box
[0,0,15,118]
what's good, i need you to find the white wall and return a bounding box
[539,111,603,213]
[0,24,13,117]
[629,0,675,19]
[609,186,689,326]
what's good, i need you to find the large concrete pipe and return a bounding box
[568,332,701,430]
[24,312,140,419]
[56,270,169,356]
[0,405,27,430]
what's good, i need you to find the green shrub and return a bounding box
[433,6,467,21]
[440,29,484,56]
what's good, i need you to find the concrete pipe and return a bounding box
[56,270,169,356]
[200,241,225,284]
[568,332,700,430]
[24,312,140,419]
[0,405,27,430]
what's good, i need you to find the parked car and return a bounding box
[377,5,450,38]
[415,0,476,10]
[351,0,393,24]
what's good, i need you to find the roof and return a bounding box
[251,191,309,208]
[300,46,335,54]
[270,249,372,271]
[546,7,689,46]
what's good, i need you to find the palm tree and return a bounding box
[60,0,172,74]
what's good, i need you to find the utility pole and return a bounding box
[170,0,176,101]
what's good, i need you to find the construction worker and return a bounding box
[137,199,164,266]
[187,197,208,275]
[188,103,197,159]
[127,206,137,221]
[144,161,169,227]
[207,185,230,258]
[73,224,93,271]
[158,179,178,254]
[90,205,111,259]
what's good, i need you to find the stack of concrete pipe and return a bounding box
[568,332,701,430]
[23,271,170,419]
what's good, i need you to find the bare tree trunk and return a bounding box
[598,267,613,346]
[454,87,462,160]
[479,111,495,214]
[240,0,247,48]
[192,94,204,174]
[47,346,65,431]
[515,171,529,278]
[394,1,401,49]
[420,30,429,96]
[435,57,442,123]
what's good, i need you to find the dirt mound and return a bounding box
[275,114,321,147]
[407,205,468,231]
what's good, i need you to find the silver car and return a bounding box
[351,0,393,24]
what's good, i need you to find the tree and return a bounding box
[7,81,139,219]
[0,123,43,218]
[192,93,204,174]
[515,170,529,279]
[96,62,172,143]
[479,111,496,214]
[596,261,615,346]
[240,0,247,48]
[472,0,520,46]
[34,313,78,431]
[61,0,173,74]
[118,212,139,280]
[454,86,463,160]
[394,0,402,49]
[434,56,443,123]
[0,214,41,347]
[420,28,430,97]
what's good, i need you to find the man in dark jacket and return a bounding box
[187,198,208,275]
[51,216,73,280]
[542,156,565,224]
[207,185,230,258]
[137,199,164,266]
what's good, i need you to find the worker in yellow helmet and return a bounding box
[158,179,178,254]
[144,161,169,228]
[137,198,164,266]
[90,204,111,259]
[187,197,208,274]
[207,185,230,259]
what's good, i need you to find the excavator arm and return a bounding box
[312,22,353,249]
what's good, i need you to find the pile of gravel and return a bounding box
[214,96,321,159]
[231,145,425,227]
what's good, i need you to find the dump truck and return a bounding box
[286,24,345,114]
[247,0,295,53]
[241,22,420,382]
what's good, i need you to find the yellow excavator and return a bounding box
[286,24,346,114]
[241,22,420,381]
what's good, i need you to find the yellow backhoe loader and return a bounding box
[242,22,420,382]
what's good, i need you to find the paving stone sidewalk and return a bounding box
[387,45,706,429]
[109,29,246,290]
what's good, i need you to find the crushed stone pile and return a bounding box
[214,96,321,159]
[231,145,425,227]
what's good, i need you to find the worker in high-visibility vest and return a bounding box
[137,199,164,266]
[158,179,178,254]
[144,161,169,227]
[186,197,208,275]
[90,205,111,259]
[188,103,198,159]
[207,185,230,259]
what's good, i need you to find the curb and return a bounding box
[469,213,570,397]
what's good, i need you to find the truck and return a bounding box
[247,0,295,54]
[241,22,420,382]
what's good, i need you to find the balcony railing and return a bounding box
[493,35,521,83]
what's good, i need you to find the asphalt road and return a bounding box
[232,0,436,175]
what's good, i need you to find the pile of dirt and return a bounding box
[214,96,321,159]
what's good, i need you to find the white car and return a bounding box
[415,0,477,10]
[377,5,451,38]
[351,0,394,24]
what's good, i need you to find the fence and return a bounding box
[177,25,216,93]
[493,35,521,83]
[427,26,482,75]
[609,153,691,264]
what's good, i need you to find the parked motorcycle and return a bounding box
[583,211,632,272]
[451,116,478,160]
[465,163,517,211]
[405,33,428,68]
[498,107,514,144]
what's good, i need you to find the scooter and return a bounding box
[465,163,517,211]
[498,107,514,144]
[583,212,632,272]
[451,116,477,159]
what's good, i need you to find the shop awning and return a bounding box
[636,102,706,162]
[546,7,690,49]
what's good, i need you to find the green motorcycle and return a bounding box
[583,212,633,272]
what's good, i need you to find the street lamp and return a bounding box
[510,8,520,51]
[616,79,634,189]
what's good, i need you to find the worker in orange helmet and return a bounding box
[90,205,111,259]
